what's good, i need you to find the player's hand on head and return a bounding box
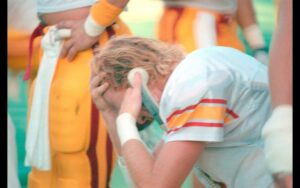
[57,19,100,62]
[119,73,143,119]
[90,71,112,112]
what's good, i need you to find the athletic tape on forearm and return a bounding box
[116,113,142,146]
[84,15,106,37]
[84,0,123,37]
[262,105,293,173]
[243,24,266,49]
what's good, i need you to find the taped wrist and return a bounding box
[84,15,106,37]
[116,113,142,146]
[243,24,266,49]
[84,0,123,37]
[262,105,293,173]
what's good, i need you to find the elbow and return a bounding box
[134,179,157,188]
[134,178,181,188]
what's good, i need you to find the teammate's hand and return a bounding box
[119,73,143,119]
[57,19,100,62]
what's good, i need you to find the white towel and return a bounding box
[24,26,70,170]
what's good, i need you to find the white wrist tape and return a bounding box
[262,105,293,173]
[243,24,266,49]
[84,15,106,37]
[116,113,142,146]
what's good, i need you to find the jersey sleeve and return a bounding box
[90,0,123,26]
[164,68,234,143]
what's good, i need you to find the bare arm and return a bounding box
[236,0,269,64]
[123,140,204,187]
[268,0,292,107]
[268,0,293,185]
[262,0,293,187]
[236,0,257,29]
[117,74,205,187]
[91,71,205,187]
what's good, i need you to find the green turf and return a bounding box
[8,74,31,188]
[8,0,275,187]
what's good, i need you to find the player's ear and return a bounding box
[155,63,170,75]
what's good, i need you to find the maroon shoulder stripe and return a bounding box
[166,98,227,122]
[226,108,239,119]
[201,99,227,104]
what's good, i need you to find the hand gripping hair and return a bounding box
[127,68,166,131]
[92,36,184,132]
[116,67,167,146]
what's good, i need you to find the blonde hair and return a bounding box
[92,36,185,88]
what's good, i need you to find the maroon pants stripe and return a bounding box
[88,24,115,188]
[105,24,116,188]
[88,102,100,188]
[170,7,184,42]
[24,23,45,81]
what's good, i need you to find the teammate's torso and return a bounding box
[163,0,237,13]
[37,0,96,14]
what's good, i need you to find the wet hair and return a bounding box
[92,36,185,88]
